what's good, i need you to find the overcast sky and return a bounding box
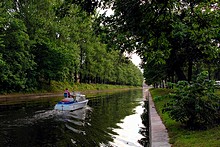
[131,53,141,67]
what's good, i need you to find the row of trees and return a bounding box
[95,0,220,129]
[97,0,220,86]
[2,0,218,93]
[0,1,143,93]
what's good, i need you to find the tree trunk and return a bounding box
[74,68,79,83]
[175,66,187,81]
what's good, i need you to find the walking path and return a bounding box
[145,88,171,147]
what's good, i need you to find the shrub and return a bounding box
[163,71,220,130]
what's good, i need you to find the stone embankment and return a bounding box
[145,88,171,147]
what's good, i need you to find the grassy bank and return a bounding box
[49,81,139,92]
[149,88,220,147]
[0,80,141,97]
[0,82,142,106]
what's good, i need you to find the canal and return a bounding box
[0,89,149,146]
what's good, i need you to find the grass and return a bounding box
[215,88,220,95]
[0,82,142,105]
[149,88,220,147]
[0,81,141,96]
[49,81,139,92]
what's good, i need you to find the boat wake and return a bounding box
[0,106,92,129]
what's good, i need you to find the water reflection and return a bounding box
[0,89,149,146]
[139,100,150,147]
[110,102,146,147]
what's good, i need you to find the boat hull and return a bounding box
[54,100,88,111]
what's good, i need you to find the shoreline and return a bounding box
[0,88,142,104]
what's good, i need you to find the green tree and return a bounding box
[163,71,220,129]
[0,2,5,47]
[99,0,219,84]
[0,0,144,93]
[17,0,81,87]
[0,1,35,92]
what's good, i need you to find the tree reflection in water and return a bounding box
[0,89,150,146]
[138,100,149,147]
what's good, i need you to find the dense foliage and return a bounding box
[163,71,220,129]
[96,0,220,132]
[150,88,220,146]
[98,0,220,86]
[0,1,143,93]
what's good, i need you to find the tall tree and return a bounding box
[0,1,35,92]
[99,0,220,83]
[0,0,144,93]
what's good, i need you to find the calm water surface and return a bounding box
[0,89,149,147]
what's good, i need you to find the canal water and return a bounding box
[0,89,149,147]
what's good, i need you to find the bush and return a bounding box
[163,71,220,130]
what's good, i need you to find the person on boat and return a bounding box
[62,88,75,102]
[64,88,71,98]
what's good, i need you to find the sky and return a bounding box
[131,53,141,67]
[130,53,143,73]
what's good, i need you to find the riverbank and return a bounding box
[150,88,220,147]
[0,87,142,107]
[146,88,171,147]
[0,84,141,104]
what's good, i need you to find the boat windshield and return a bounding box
[72,92,86,101]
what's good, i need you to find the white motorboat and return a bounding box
[54,92,88,111]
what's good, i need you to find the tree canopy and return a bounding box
[0,0,143,93]
[1,0,219,92]
[98,0,220,85]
